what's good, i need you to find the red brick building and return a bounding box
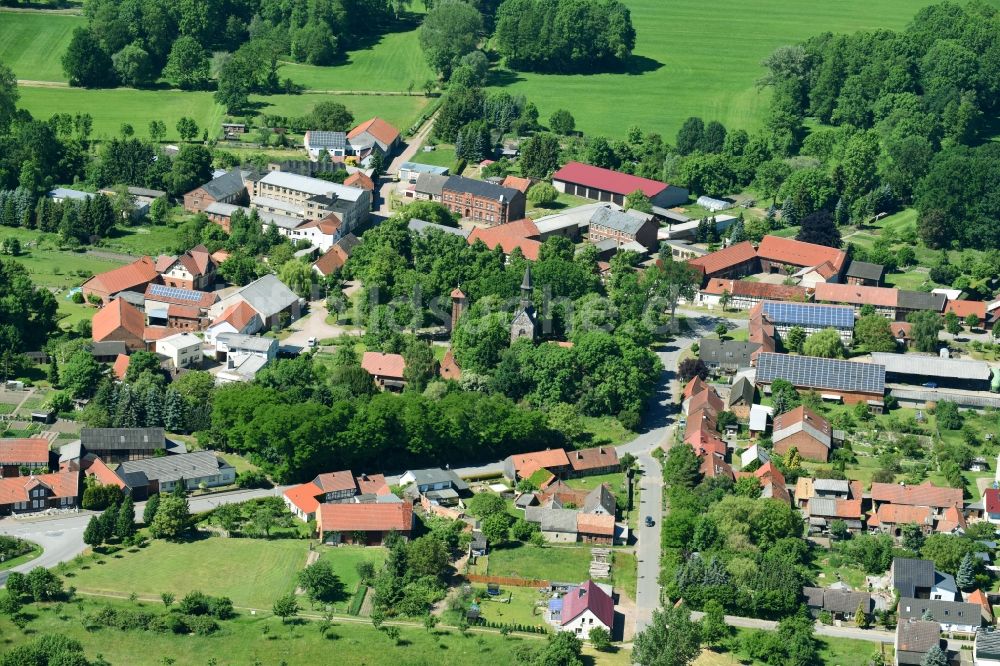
[0,438,50,477]
[316,501,414,545]
[92,298,147,351]
[772,405,832,462]
[588,206,659,252]
[183,169,248,214]
[81,256,159,304]
[688,241,759,282]
[441,176,525,226]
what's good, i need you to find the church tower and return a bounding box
[510,266,538,344]
[450,287,467,334]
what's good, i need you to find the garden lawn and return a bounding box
[473,585,549,628]
[492,0,955,140]
[0,597,548,666]
[812,553,868,590]
[578,416,635,448]
[408,144,458,168]
[317,546,387,594]
[487,543,591,582]
[695,628,891,666]
[66,538,309,609]
[564,472,626,493]
[0,11,84,82]
[249,93,430,134]
[611,551,637,602]
[101,224,183,256]
[16,87,225,142]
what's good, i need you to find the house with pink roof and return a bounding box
[550,580,614,636]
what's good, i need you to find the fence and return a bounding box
[465,574,550,588]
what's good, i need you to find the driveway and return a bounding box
[282,299,362,349]
[377,111,437,214]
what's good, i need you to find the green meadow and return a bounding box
[0,10,83,82]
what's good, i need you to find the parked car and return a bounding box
[307,337,317,348]
[923,382,937,389]
[645,516,655,527]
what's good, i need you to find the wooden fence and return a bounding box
[465,574,550,588]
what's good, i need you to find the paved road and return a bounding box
[377,112,437,214]
[282,299,362,349]
[0,486,283,585]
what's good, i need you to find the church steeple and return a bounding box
[511,266,537,344]
[520,266,533,307]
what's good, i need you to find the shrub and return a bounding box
[178,590,210,616]
[236,470,271,489]
[207,596,235,620]
[183,614,219,635]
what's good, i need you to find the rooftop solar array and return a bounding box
[762,301,854,329]
[756,353,885,394]
[148,284,202,303]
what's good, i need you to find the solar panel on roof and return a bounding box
[762,301,854,329]
[756,353,885,394]
[148,284,201,302]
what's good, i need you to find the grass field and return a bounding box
[695,632,890,666]
[0,11,83,82]
[66,538,309,609]
[487,544,592,582]
[494,0,980,139]
[250,92,430,132]
[317,546,387,595]
[474,585,549,628]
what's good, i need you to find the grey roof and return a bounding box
[582,485,616,515]
[934,571,957,595]
[216,333,276,353]
[90,341,129,357]
[814,478,850,493]
[976,628,1000,660]
[808,497,839,518]
[756,353,885,395]
[443,176,520,202]
[893,557,935,597]
[590,206,652,235]
[728,376,755,407]
[699,339,761,369]
[897,619,941,662]
[897,597,981,626]
[408,218,469,238]
[81,428,165,451]
[534,202,618,234]
[58,441,81,463]
[116,451,233,486]
[470,530,487,549]
[48,187,93,201]
[889,388,1000,409]
[399,162,449,176]
[201,169,247,200]
[307,131,346,149]
[515,492,538,508]
[802,587,825,608]
[204,202,243,217]
[415,173,449,197]
[897,290,947,312]
[871,352,991,381]
[845,260,885,281]
[236,274,299,320]
[404,467,469,491]
[537,508,579,533]
[823,589,872,614]
[117,469,149,488]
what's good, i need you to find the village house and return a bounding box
[755,235,849,279]
[897,597,980,634]
[504,449,571,482]
[361,351,406,391]
[587,206,658,252]
[974,628,1000,665]
[727,377,755,419]
[397,162,449,185]
[890,557,958,601]
[441,176,525,226]
[399,468,470,507]
[467,218,541,261]
[316,501,414,546]
[312,234,360,277]
[549,580,614,636]
[283,470,394,521]
[155,245,217,291]
[79,427,166,463]
[0,470,79,515]
[696,279,810,310]
[413,172,449,202]
[895,619,942,666]
[844,260,886,287]
[759,301,855,344]
[698,339,762,374]
[205,301,263,344]
[814,282,899,318]
[115,451,235,500]
[945,299,987,328]
[0,438,51,477]
[82,256,160,305]
[551,161,688,208]
[210,274,302,331]
[346,117,401,161]
[895,290,947,321]
[754,352,886,405]
[687,241,759,282]
[143,283,217,331]
[796,478,865,533]
[155,332,202,370]
[92,298,147,352]
[802,587,872,620]
[772,405,832,462]
[213,334,278,384]
[249,171,371,234]
[183,169,250,213]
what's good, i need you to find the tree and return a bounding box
[5,572,29,600]
[27,567,62,601]
[62,27,115,87]
[676,117,705,155]
[424,614,438,633]
[796,210,841,248]
[771,379,800,414]
[519,133,561,179]
[699,599,728,648]
[549,109,576,135]
[143,493,160,525]
[176,117,199,143]
[802,328,846,358]
[60,350,102,398]
[298,560,343,605]
[534,631,584,665]
[161,592,175,609]
[402,338,437,392]
[956,552,976,591]
[678,359,707,381]
[306,102,354,132]
[944,311,961,336]
[169,144,213,197]
[663,443,701,490]
[921,645,948,666]
[785,326,806,354]
[272,593,299,624]
[112,42,154,87]
[714,323,728,340]
[115,494,136,540]
[964,313,980,330]
[830,519,849,541]
[854,314,896,352]
[480,512,512,546]
[467,492,507,518]
[148,121,167,144]
[83,515,104,548]
[164,36,211,90]
[418,0,483,76]
[901,523,925,552]
[589,626,612,651]
[149,494,190,539]
[633,603,701,666]
[0,60,16,136]
[908,311,942,353]
[527,183,558,206]
[624,190,653,213]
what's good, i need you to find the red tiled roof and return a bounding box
[773,405,830,438]
[967,589,993,621]
[450,287,466,299]
[985,488,1000,514]
[467,218,541,261]
[757,236,847,272]
[167,304,201,319]
[300,213,342,236]
[313,245,350,277]
[440,348,461,381]
[868,503,932,527]
[702,279,810,302]
[211,301,259,331]
[567,447,619,472]
[144,283,217,308]
[700,453,734,480]
[945,300,986,320]
[317,501,413,533]
[344,172,375,191]
[284,483,321,516]
[687,387,724,415]
[871,481,963,509]
[112,354,130,380]
[348,117,400,147]
[361,352,406,380]
[313,470,358,494]
[155,255,176,273]
[576,513,615,537]
[553,161,669,198]
[687,430,726,458]
[0,438,49,465]
[688,242,757,276]
[83,256,159,296]
[92,298,145,343]
[682,376,707,400]
[356,473,390,496]
[143,326,171,342]
[935,505,967,533]
[561,580,614,628]
[81,455,126,489]
[814,282,898,308]
[509,449,571,478]
[890,322,911,338]
[0,470,78,506]
[502,175,532,194]
[211,250,230,264]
